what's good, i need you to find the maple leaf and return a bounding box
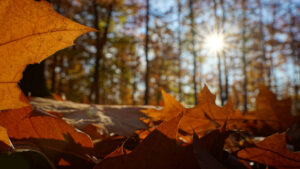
[141,90,184,121]
[0,0,95,110]
[143,85,298,136]
[251,85,295,130]
[181,86,237,134]
[0,106,93,148]
[143,85,252,136]
[237,132,300,169]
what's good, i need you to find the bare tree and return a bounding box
[241,0,248,112]
[177,0,183,101]
[189,0,198,104]
[91,0,113,103]
[144,0,150,105]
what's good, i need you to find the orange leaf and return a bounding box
[142,90,184,121]
[181,86,236,134]
[0,0,95,110]
[58,158,71,166]
[0,106,93,148]
[0,125,13,151]
[143,85,253,136]
[237,132,300,169]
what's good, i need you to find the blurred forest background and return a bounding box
[20,0,299,112]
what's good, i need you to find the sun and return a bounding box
[203,32,225,54]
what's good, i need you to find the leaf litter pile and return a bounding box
[0,0,300,169]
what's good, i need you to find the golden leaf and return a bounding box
[0,0,95,110]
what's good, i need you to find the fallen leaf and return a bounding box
[90,136,126,159]
[252,85,295,131]
[104,144,126,159]
[0,0,95,110]
[143,85,296,136]
[142,90,184,121]
[143,85,252,136]
[193,132,227,169]
[181,86,236,134]
[0,106,93,148]
[58,158,71,166]
[237,132,300,169]
[134,128,154,141]
[193,128,249,169]
[79,124,109,140]
[13,138,95,169]
[94,113,201,169]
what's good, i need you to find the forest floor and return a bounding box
[30,97,151,136]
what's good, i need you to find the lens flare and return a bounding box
[204,33,225,54]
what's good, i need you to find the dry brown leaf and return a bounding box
[252,85,295,130]
[93,113,200,169]
[0,0,95,110]
[237,132,300,169]
[80,123,109,140]
[0,106,93,148]
[193,132,226,169]
[90,136,126,159]
[193,129,249,169]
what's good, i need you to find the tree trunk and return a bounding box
[288,0,299,112]
[269,2,278,96]
[51,53,58,93]
[91,1,113,104]
[57,54,64,94]
[241,0,248,113]
[217,53,224,105]
[50,0,61,93]
[257,0,268,85]
[177,0,183,102]
[144,0,150,105]
[189,0,198,105]
[221,0,229,103]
